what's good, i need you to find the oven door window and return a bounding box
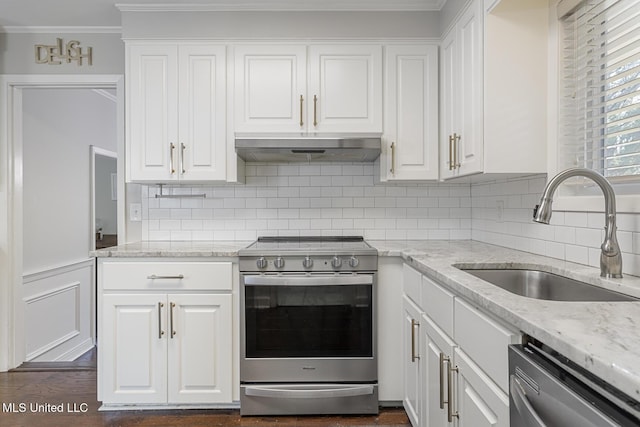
[244,282,373,358]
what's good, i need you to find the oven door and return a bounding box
[240,273,376,383]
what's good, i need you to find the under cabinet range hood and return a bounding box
[234,134,382,163]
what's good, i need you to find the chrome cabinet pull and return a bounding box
[439,352,447,409]
[300,95,304,127]
[410,319,420,362]
[147,274,185,280]
[390,142,396,175]
[313,95,318,127]
[447,360,459,422]
[158,302,165,339]
[170,302,176,338]
[169,143,176,174]
[180,143,186,174]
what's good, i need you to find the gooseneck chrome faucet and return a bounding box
[533,168,622,278]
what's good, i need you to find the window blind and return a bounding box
[560,0,640,182]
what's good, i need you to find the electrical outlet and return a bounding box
[129,203,142,222]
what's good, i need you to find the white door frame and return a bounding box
[0,74,125,370]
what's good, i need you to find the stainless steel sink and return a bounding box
[460,268,638,302]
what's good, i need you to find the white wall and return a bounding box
[140,163,472,241]
[23,88,116,272]
[22,87,116,361]
[0,32,124,74]
[121,11,441,39]
[472,175,640,277]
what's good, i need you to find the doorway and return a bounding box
[0,75,124,370]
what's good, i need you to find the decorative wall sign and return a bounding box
[35,38,93,66]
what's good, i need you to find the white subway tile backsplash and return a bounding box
[471,174,640,276]
[140,164,638,277]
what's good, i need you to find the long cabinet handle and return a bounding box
[439,353,447,409]
[447,360,459,422]
[313,95,318,127]
[158,302,165,339]
[300,95,304,127]
[147,274,184,280]
[170,302,176,338]
[454,133,461,168]
[169,143,176,174]
[448,135,454,170]
[410,319,420,362]
[390,142,396,175]
[180,143,186,174]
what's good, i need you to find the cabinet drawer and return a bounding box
[421,276,455,338]
[402,264,422,305]
[102,261,232,291]
[454,298,520,393]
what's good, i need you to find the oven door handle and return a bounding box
[244,384,374,399]
[243,275,373,286]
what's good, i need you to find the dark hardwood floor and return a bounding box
[0,348,410,427]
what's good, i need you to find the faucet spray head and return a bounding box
[533,199,553,224]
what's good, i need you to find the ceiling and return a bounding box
[0,0,447,28]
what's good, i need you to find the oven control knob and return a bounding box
[274,257,285,269]
[331,256,342,269]
[348,256,360,268]
[256,257,268,270]
[302,256,313,269]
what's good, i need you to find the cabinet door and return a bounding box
[308,45,382,133]
[440,29,458,180]
[402,295,422,427]
[127,44,179,181]
[456,0,484,177]
[178,45,227,181]
[168,294,232,404]
[234,45,307,133]
[383,45,439,181]
[422,314,456,427]
[454,348,509,427]
[101,294,167,404]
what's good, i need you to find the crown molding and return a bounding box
[116,0,445,12]
[0,26,121,34]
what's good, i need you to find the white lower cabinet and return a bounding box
[402,295,423,426]
[401,264,519,427]
[98,260,233,407]
[454,348,509,427]
[422,314,456,427]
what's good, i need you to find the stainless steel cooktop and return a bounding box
[239,236,378,273]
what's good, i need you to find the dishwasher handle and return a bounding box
[510,375,547,427]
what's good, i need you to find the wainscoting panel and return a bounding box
[23,259,95,362]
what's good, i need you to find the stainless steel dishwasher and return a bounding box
[509,343,640,426]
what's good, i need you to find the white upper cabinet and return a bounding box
[441,0,548,180]
[308,45,382,133]
[234,45,307,133]
[381,44,439,181]
[127,43,227,182]
[234,44,382,134]
[440,0,484,180]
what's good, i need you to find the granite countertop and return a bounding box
[92,239,640,401]
[91,240,252,258]
[370,240,640,403]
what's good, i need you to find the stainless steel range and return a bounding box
[238,236,378,416]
